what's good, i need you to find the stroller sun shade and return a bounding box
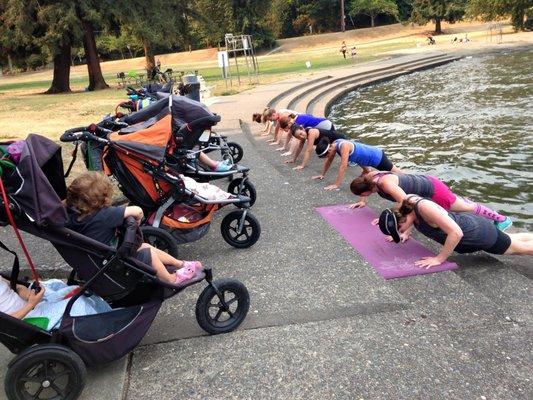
[3,134,67,226]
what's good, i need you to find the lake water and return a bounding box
[329,48,533,229]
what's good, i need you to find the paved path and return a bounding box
[1,44,532,400]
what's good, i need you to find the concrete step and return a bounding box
[283,53,449,114]
[267,74,332,110]
[309,56,460,117]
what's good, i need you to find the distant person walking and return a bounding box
[351,47,357,61]
[340,41,347,59]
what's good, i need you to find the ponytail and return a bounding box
[394,198,415,223]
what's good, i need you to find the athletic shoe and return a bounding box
[214,161,232,172]
[495,217,512,232]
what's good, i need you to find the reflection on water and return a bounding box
[330,48,533,229]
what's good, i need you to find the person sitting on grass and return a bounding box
[349,171,512,231]
[0,277,111,330]
[312,137,401,190]
[378,195,533,269]
[286,124,346,171]
[65,172,202,285]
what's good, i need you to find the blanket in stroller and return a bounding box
[21,279,111,331]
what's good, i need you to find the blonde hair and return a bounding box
[261,107,276,123]
[66,172,114,216]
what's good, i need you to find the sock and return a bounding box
[472,203,506,222]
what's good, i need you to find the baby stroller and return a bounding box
[116,81,174,115]
[108,95,244,166]
[61,113,261,249]
[0,135,250,400]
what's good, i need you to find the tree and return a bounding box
[113,0,193,75]
[467,0,533,31]
[396,0,413,22]
[350,0,399,27]
[74,2,109,90]
[411,0,466,33]
[0,0,79,93]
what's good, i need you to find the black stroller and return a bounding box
[0,135,250,400]
[105,95,244,168]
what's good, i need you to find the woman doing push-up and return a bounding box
[286,124,346,171]
[350,171,512,231]
[312,137,401,190]
[378,195,533,268]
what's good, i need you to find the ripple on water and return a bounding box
[330,48,533,229]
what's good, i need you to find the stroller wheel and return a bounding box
[5,344,86,400]
[140,226,179,258]
[220,210,261,248]
[227,179,257,207]
[196,278,250,334]
[227,142,243,163]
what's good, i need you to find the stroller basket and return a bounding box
[59,301,161,365]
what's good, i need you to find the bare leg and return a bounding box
[449,197,476,213]
[140,243,184,268]
[145,246,176,283]
[198,152,218,170]
[504,233,533,255]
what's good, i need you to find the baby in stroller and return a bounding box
[65,172,202,284]
[0,277,111,330]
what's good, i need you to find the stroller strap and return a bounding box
[0,176,41,287]
[0,239,20,291]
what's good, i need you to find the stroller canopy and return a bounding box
[120,95,214,130]
[4,134,67,226]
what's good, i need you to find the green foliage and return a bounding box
[350,0,399,26]
[296,0,341,33]
[411,0,467,32]
[266,0,299,38]
[396,0,413,21]
[467,0,533,31]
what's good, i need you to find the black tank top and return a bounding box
[307,128,346,145]
[413,198,498,254]
[377,174,435,202]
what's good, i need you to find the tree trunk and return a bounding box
[371,15,375,27]
[143,39,155,75]
[45,42,72,94]
[81,19,108,91]
[435,18,442,34]
[7,54,13,73]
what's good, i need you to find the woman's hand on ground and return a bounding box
[349,201,366,209]
[269,141,280,146]
[275,147,285,151]
[312,175,324,180]
[414,256,443,269]
[324,184,339,191]
[281,151,292,157]
[293,165,304,171]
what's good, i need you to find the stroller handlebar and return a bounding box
[181,115,222,133]
[60,124,110,144]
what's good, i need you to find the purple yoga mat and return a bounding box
[316,204,458,279]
